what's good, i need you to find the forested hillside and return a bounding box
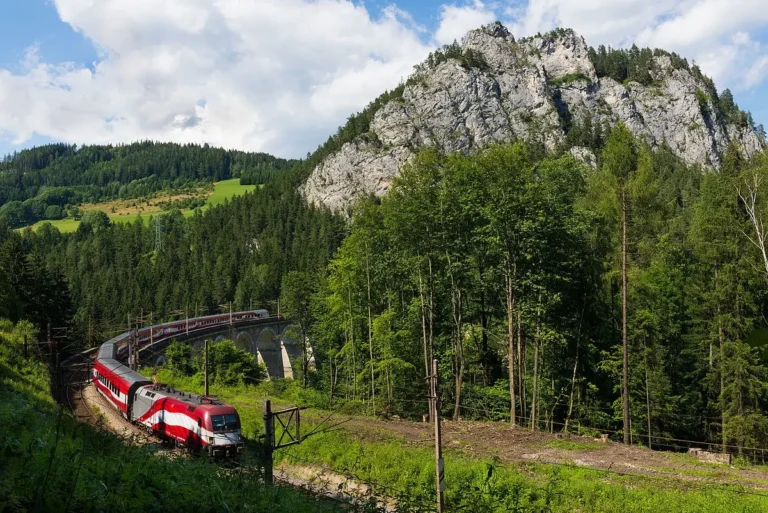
[0,141,295,227]
[0,172,343,343]
[301,126,768,455]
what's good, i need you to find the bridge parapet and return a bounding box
[126,311,305,379]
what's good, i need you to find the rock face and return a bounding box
[302,23,765,212]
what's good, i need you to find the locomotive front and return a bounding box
[201,405,245,457]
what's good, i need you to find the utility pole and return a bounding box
[186,308,189,335]
[229,301,233,325]
[204,339,210,397]
[127,314,132,369]
[55,351,61,403]
[47,322,52,367]
[431,359,445,513]
[150,312,154,347]
[263,400,274,485]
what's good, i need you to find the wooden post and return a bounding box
[127,314,133,370]
[204,339,210,397]
[432,359,445,513]
[55,351,61,403]
[263,400,274,485]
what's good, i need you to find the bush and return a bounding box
[163,339,265,387]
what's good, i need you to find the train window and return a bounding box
[211,414,239,432]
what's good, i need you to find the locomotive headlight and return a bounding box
[209,437,215,445]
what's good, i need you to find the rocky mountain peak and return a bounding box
[301,24,766,212]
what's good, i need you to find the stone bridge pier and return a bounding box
[141,318,311,380]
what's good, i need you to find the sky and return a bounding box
[0,0,767,159]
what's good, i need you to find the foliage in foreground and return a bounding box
[156,372,768,513]
[0,321,342,513]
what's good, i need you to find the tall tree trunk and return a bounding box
[565,298,586,433]
[622,193,630,445]
[329,356,335,408]
[531,295,542,431]
[531,338,540,431]
[446,253,464,421]
[365,246,375,413]
[644,338,652,450]
[519,310,526,422]
[506,269,516,426]
[565,338,579,433]
[452,288,464,421]
[428,257,434,367]
[348,286,357,400]
[717,280,726,451]
[480,289,490,386]
[418,269,431,421]
[302,325,308,389]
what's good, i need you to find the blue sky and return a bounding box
[1,0,767,158]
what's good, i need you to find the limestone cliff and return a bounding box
[302,23,765,211]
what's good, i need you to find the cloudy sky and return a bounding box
[1,0,767,159]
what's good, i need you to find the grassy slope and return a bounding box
[153,371,768,513]
[25,179,256,233]
[0,324,340,513]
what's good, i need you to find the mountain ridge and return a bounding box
[301,23,766,212]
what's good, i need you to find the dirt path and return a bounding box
[335,415,768,490]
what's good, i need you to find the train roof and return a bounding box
[95,358,153,387]
[142,383,232,410]
[143,310,270,331]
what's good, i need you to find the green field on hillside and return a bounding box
[23,179,256,233]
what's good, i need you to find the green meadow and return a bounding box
[23,178,256,233]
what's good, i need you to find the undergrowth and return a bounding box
[0,323,342,513]
[155,371,768,513]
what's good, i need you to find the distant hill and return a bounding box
[301,22,767,211]
[0,141,296,227]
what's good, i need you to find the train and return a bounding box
[92,310,270,457]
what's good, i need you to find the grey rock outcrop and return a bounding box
[302,23,765,212]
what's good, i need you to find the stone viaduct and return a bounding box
[136,315,309,379]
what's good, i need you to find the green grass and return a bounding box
[205,178,257,206]
[0,322,343,513]
[24,217,82,233]
[152,371,768,512]
[23,179,257,233]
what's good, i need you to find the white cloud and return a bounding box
[0,0,432,157]
[746,56,768,88]
[2,0,768,157]
[435,1,497,46]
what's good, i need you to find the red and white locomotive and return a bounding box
[92,311,269,456]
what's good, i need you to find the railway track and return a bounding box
[63,353,174,448]
[64,353,99,423]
